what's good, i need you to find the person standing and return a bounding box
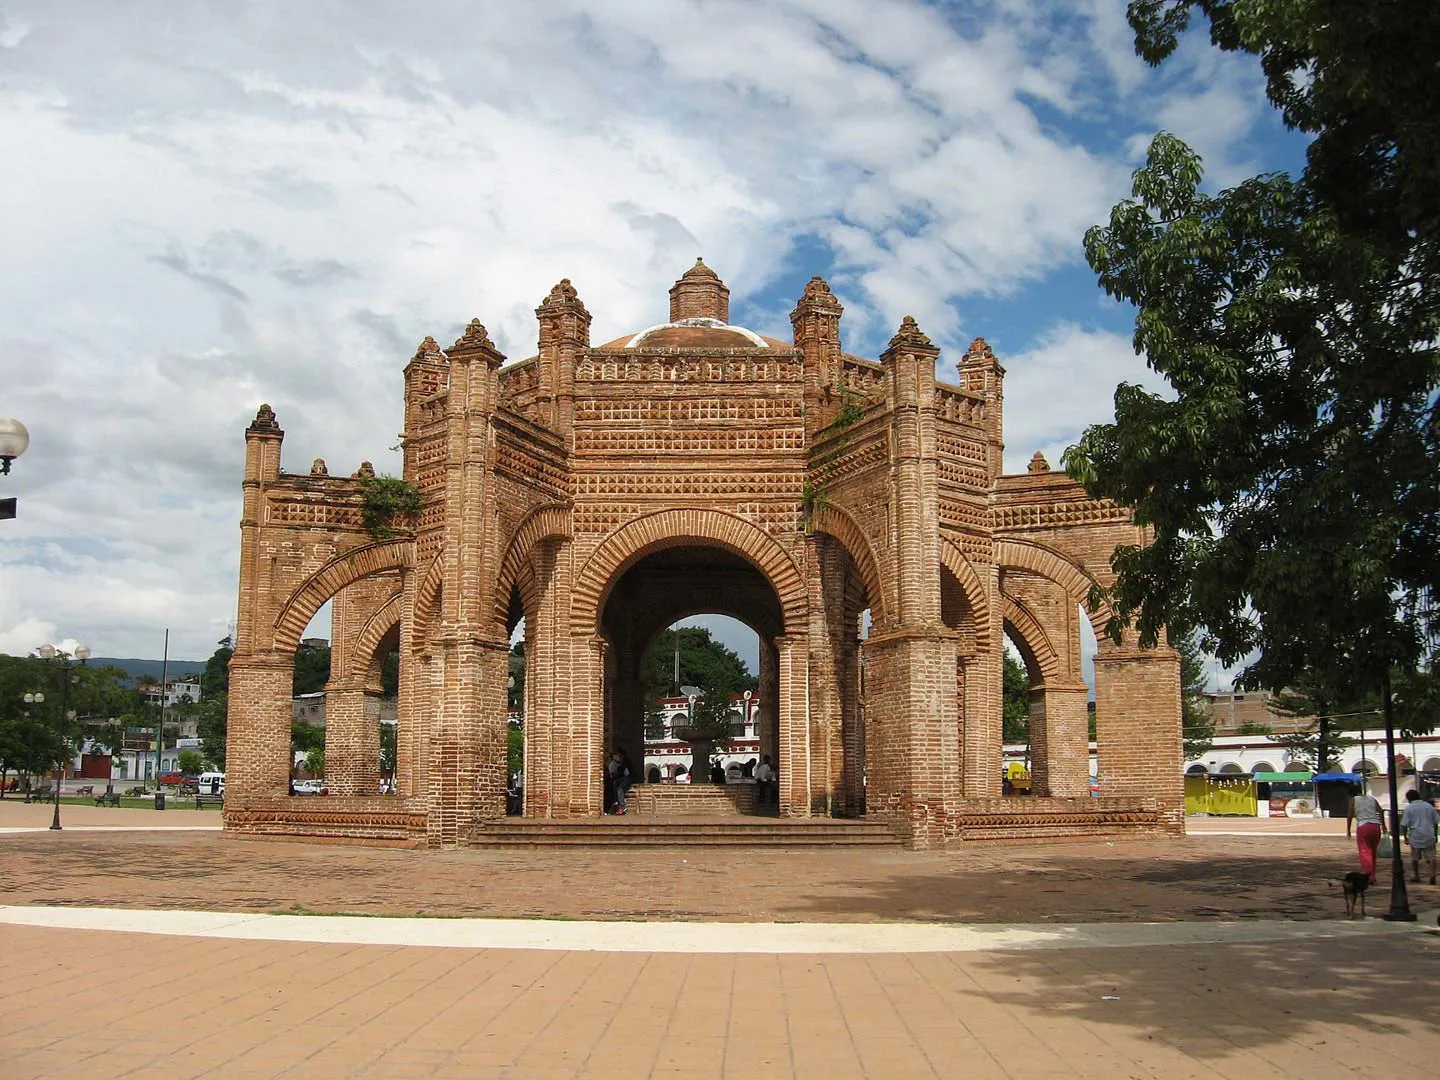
[1399,789,1438,886]
[1347,788,1387,884]
[755,754,776,811]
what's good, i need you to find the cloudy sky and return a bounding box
[0,0,1302,669]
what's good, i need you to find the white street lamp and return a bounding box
[0,417,28,474]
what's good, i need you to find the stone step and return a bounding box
[473,818,900,847]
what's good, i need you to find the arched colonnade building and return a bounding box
[225,262,1182,848]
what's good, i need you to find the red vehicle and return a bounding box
[159,772,188,786]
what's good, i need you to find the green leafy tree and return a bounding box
[641,627,756,702]
[1177,630,1216,761]
[304,747,325,778]
[1064,3,1440,716]
[506,723,523,778]
[1267,667,1372,772]
[1002,653,1030,745]
[293,642,331,696]
[508,642,525,711]
[380,721,397,779]
[177,749,205,775]
[197,638,233,766]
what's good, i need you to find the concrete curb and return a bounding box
[1,904,1431,955]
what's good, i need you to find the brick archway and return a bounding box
[1002,595,1062,685]
[940,537,992,644]
[810,505,888,627]
[347,590,403,684]
[493,503,572,629]
[571,509,807,634]
[274,539,415,655]
[994,538,1111,635]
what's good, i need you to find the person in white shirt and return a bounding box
[1399,790,1438,885]
[755,754,776,811]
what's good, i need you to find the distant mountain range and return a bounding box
[88,657,208,682]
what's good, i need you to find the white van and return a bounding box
[197,772,225,796]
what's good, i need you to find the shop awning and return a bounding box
[1252,771,1312,782]
[1313,772,1364,783]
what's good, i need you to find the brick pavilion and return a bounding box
[226,261,1181,848]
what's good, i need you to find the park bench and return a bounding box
[195,793,224,809]
[75,785,95,797]
[94,791,121,807]
[24,787,54,804]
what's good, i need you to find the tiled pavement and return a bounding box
[4,918,1438,1079]
[3,807,1439,1078]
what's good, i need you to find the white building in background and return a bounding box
[641,691,762,782]
[137,676,202,708]
[1182,732,1440,778]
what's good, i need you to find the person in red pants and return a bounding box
[1347,788,1387,884]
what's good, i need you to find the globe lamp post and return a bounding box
[0,417,28,475]
[37,642,92,830]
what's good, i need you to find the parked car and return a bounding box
[159,772,187,786]
[292,779,327,795]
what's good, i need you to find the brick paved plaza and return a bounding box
[2,809,1437,1078]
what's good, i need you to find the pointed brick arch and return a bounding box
[410,549,445,649]
[1002,595,1062,684]
[493,503,572,628]
[571,508,806,633]
[274,540,415,655]
[994,538,1111,635]
[346,590,403,682]
[940,538,991,644]
[810,504,888,626]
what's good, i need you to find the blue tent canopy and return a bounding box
[1313,772,1364,783]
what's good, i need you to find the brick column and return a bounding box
[757,638,779,766]
[806,535,847,815]
[426,634,509,846]
[862,629,961,848]
[774,633,811,817]
[962,564,1004,798]
[1094,639,1183,829]
[225,655,293,800]
[322,681,380,796]
[1033,680,1089,797]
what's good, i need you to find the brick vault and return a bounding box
[226,261,1182,848]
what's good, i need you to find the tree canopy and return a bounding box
[641,626,756,702]
[1064,2,1440,711]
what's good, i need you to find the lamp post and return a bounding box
[0,417,27,522]
[38,642,92,831]
[1381,673,1415,921]
[0,417,28,475]
[22,692,44,796]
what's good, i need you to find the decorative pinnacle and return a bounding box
[545,278,579,303]
[964,337,995,361]
[353,460,376,478]
[247,403,281,433]
[452,318,497,352]
[412,335,443,362]
[1027,451,1051,474]
[887,315,933,351]
[682,257,719,279]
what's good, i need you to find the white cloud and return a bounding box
[998,322,1170,476]
[0,0,1283,659]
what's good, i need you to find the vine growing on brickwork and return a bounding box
[831,383,866,429]
[800,477,829,533]
[359,474,422,540]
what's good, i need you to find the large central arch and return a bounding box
[572,508,808,634]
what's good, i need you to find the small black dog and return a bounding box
[1342,871,1371,918]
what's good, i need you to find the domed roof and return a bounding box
[593,260,791,351]
[596,318,788,351]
